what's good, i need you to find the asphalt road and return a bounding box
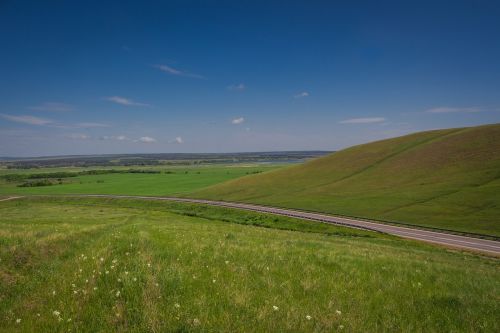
[66,194,500,256]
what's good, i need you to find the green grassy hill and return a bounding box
[0,197,498,332]
[190,124,500,236]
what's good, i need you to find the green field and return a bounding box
[0,165,279,196]
[191,124,500,237]
[2,124,499,237]
[1,196,498,332]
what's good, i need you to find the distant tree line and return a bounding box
[1,169,162,184]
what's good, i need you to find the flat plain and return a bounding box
[0,165,279,196]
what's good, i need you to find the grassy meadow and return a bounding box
[191,124,500,237]
[0,164,279,196]
[0,196,499,332]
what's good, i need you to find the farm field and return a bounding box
[191,124,500,237]
[0,196,498,332]
[0,165,280,196]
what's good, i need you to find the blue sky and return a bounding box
[1,0,499,156]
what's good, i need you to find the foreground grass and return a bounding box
[0,164,279,196]
[0,197,498,332]
[191,124,500,237]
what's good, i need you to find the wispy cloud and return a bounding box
[424,106,481,113]
[1,114,53,126]
[294,91,309,99]
[155,64,204,79]
[232,117,245,125]
[136,136,157,143]
[104,96,150,106]
[1,113,111,129]
[227,83,245,91]
[339,117,386,124]
[99,135,130,141]
[28,102,74,112]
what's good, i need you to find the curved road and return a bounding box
[62,194,500,256]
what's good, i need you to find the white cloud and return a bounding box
[294,91,309,99]
[169,136,183,144]
[1,114,53,126]
[228,83,245,91]
[99,135,130,141]
[104,96,149,106]
[137,136,157,143]
[28,102,73,112]
[424,106,480,113]
[232,117,245,125]
[339,117,386,124]
[155,64,204,79]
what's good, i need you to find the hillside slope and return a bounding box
[190,124,500,236]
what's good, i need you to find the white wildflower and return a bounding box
[174,303,180,308]
[53,310,61,317]
[306,315,312,320]
[273,305,279,311]
[16,318,21,324]
[193,318,200,326]
[116,290,120,297]
[339,324,344,329]
[336,310,342,315]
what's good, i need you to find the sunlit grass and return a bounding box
[0,197,498,332]
[0,164,280,196]
[192,124,500,236]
